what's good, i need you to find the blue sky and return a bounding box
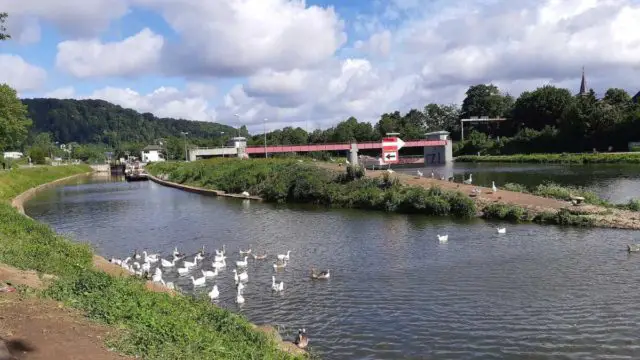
[2,0,640,132]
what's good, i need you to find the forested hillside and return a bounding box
[22,98,245,145]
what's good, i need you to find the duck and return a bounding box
[208,285,219,300]
[190,275,206,287]
[239,246,252,255]
[311,268,330,279]
[277,250,291,261]
[236,256,249,268]
[437,234,448,243]
[294,329,308,349]
[497,227,506,234]
[202,269,219,278]
[273,261,287,270]
[183,256,198,269]
[232,269,249,283]
[271,276,284,292]
[463,174,473,185]
[492,181,498,193]
[161,257,176,268]
[143,251,159,263]
[252,253,268,260]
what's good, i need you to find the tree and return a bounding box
[512,85,574,130]
[0,13,9,41]
[0,84,32,151]
[423,103,461,133]
[461,84,513,118]
[603,88,631,106]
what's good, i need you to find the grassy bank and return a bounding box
[0,166,301,359]
[147,159,477,219]
[481,203,595,226]
[456,153,640,164]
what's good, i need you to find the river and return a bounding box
[24,165,640,360]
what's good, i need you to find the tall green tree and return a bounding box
[0,12,9,40]
[461,84,513,118]
[423,103,461,133]
[512,85,574,130]
[0,84,32,151]
[603,88,631,106]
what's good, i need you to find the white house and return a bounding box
[3,151,23,159]
[141,145,165,163]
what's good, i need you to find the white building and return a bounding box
[141,145,165,163]
[3,151,23,159]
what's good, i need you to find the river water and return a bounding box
[24,165,640,360]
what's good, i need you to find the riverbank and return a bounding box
[0,166,306,359]
[456,152,640,164]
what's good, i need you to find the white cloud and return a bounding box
[0,0,128,40]
[55,28,164,78]
[133,0,346,76]
[0,55,47,92]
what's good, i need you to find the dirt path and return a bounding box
[317,163,640,230]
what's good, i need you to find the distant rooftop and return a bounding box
[142,145,163,151]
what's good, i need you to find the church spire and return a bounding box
[579,66,586,95]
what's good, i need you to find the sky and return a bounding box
[1,0,640,133]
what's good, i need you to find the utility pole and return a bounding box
[181,132,189,161]
[234,114,240,137]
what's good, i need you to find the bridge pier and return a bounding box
[349,143,359,165]
[423,131,452,165]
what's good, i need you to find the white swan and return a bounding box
[437,234,448,243]
[277,251,291,261]
[208,285,219,300]
[152,273,164,284]
[271,276,284,292]
[177,267,190,276]
[172,246,183,258]
[215,245,226,257]
[416,170,423,177]
[214,254,226,262]
[273,261,287,270]
[237,282,245,292]
[239,247,252,255]
[232,269,248,283]
[161,258,176,268]
[183,256,198,268]
[497,227,506,234]
[492,181,498,193]
[141,261,151,272]
[202,269,218,278]
[143,251,159,263]
[212,259,226,270]
[463,174,473,185]
[236,292,245,304]
[190,275,206,287]
[236,256,248,267]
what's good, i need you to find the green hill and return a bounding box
[21,98,245,145]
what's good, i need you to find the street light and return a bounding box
[180,131,189,161]
[234,114,240,137]
[263,118,268,158]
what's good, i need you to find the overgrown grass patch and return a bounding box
[147,159,477,219]
[482,203,595,226]
[0,165,91,200]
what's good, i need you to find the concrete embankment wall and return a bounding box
[147,173,263,201]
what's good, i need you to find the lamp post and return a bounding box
[234,114,240,137]
[263,118,268,158]
[180,131,188,161]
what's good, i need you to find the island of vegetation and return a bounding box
[0,166,306,359]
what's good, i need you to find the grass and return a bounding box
[0,165,303,360]
[456,152,640,164]
[147,158,477,219]
[482,203,595,226]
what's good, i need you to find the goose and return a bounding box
[212,259,226,270]
[497,227,506,234]
[172,246,184,258]
[440,175,446,180]
[154,267,162,276]
[195,248,205,261]
[463,174,473,185]
[141,261,151,273]
[437,234,448,243]
[431,172,435,178]
[183,256,198,269]
[492,181,498,193]
[202,269,219,278]
[132,249,141,260]
[241,191,250,197]
[273,261,287,270]
[277,251,291,261]
[416,170,423,177]
[252,253,268,260]
[345,158,350,165]
[271,276,284,292]
[311,268,330,279]
[132,262,141,270]
[109,258,122,266]
[190,275,206,287]
[214,254,226,262]
[236,256,248,267]
[215,245,226,257]
[232,269,249,283]
[161,257,176,268]
[239,247,252,255]
[237,282,245,292]
[177,267,190,276]
[143,251,159,263]
[208,285,220,300]
[236,292,245,304]
[294,329,309,349]
[152,273,164,284]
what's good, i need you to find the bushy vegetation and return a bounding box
[482,203,595,226]
[456,152,640,164]
[0,166,301,360]
[147,159,477,219]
